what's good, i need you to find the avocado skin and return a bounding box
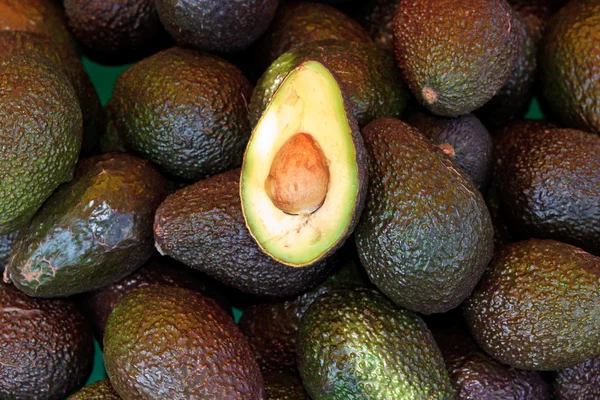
[83,255,230,341]
[264,371,310,400]
[154,169,336,297]
[404,108,493,190]
[104,286,264,399]
[463,239,600,370]
[297,289,455,399]
[0,30,104,154]
[356,117,494,314]
[109,47,253,181]
[496,127,600,255]
[393,0,522,117]
[7,153,167,298]
[0,281,94,400]
[250,39,408,128]
[0,51,82,235]
[0,230,18,272]
[539,0,600,134]
[352,0,401,52]
[552,355,600,399]
[433,326,551,399]
[66,379,121,400]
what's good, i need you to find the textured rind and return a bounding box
[353,0,401,52]
[249,39,408,128]
[264,371,309,400]
[109,47,253,181]
[7,153,167,298]
[84,255,230,341]
[66,379,121,400]
[154,169,336,297]
[463,239,600,370]
[297,289,455,399]
[404,109,493,190]
[103,286,264,399]
[0,230,18,272]
[356,117,494,314]
[0,282,94,400]
[539,0,600,134]
[433,326,551,399]
[552,355,600,399]
[0,51,82,235]
[393,0,522,117]
[497,127,600,255]
[155,0,278,53]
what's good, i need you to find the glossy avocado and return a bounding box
[66,379,121,400]
[552,355,600,399]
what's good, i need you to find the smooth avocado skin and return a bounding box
[463,239,600,370]
[66,379,121,400]
[250,39,408,128]
[109,47,253,181]
[552,355,600,399]
[154,169,336,298]
[297,289,456,400]
[393,0,522,117]
[355,117,494,314]
[6,153,167,298]
[0,51,82,235]
[104,286,264,399]
[0,281,94,400]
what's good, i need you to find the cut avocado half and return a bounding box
[241,60,367,267]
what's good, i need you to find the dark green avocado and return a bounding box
[264,370,309,400]
[0,230,18,272]
[5,153,167,298]
[66,379,121,400]
[552,355,600,399]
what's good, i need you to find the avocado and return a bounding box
[432,326,551,399]
[355,117,494,314]
[83,255,230,341]
[97,105,127,154]
[108,47,253,181]
[507,0,564,43]
[64,0,171,64]
[403,107,493,190]
[154,168,336,297]
[552,355,600,399]
[0,230,17,272]
[463,239,600,370]
[0,51,82,235]
[393,0,522,117]
[104,285,264,399]
[0,281,94,400]
[5,153,167,298]
[67,379,121,400]
[250,39,408,128]
[264,370,310,400]
[495,126,600,255]
[539,0,600,134]
[241,60,368,267]
[155,0,278,53]
[297,288,455,399]
[352,0,401,52]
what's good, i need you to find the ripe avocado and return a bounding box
[109,47,253,181]
[104,285,264,399]
[154,169,336,297]
[297,289,455,399]
[356,117,494,314]
[352,0,401,52]
[67,379,121,400]
[463,239,600,370]
[5,153,167,297]
[241,60,368,267]
[0,281,94,400]
[393,0,522,117]
[264,370,309,400]
[0,51,82,235]
[552,355,600,399]
[539,0,600,134]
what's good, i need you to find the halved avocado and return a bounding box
[240,60,367,267]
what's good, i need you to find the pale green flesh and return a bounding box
[241,61,359,266]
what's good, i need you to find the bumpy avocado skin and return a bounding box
[552,355,600,399]
[104,286,264,399]
[352,0,401,52]
[67,379,121,400]
[297,289,455,399]
[7,153,167,298]
[356,117,494,314]
[264,371,310,400]
[463,239,600,370]
[109,47,253,181]
[393,0,522,117]
[250,39,408,128]
[0,230,18,272]
[0,281,94,400]
[0,51,82,235]
[154,169,336,298]
[539,0,600,134]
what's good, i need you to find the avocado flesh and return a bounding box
[241,61,364,267]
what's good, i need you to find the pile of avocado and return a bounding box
[0,0,599,399]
